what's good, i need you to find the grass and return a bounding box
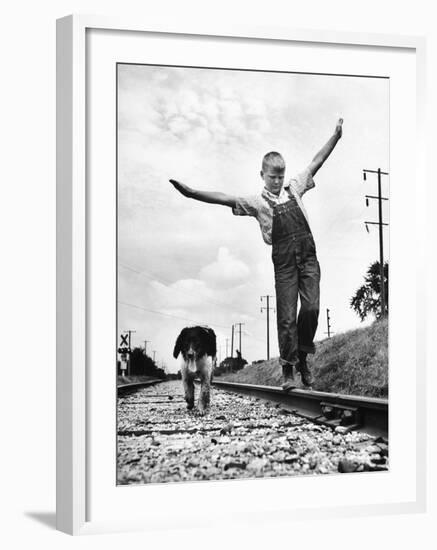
[218,318,388,398]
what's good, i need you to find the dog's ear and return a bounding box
[173,329,186,359]
[204,328,217,357]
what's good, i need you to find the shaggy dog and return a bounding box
[173,326,217,414]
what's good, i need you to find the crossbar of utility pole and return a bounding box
[363,167,389,318]
[363,169,389,176]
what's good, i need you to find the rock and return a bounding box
[376,443,389,456]
[335,426,349,434]
[365,445,381,454]
[224,461,246,471]
[283,454,299,464]
[338,459,359,473]
[220,423,233,435]
[369,454,386,465]
[247,458,268,472]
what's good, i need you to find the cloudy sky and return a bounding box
[117,64,389,372]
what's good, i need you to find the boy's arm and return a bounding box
[169,179,237,208]
[307,118,343,177]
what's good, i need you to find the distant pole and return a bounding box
[152,350,156,362]
[377,169,386,318]
[261,295,275,359]
[231,325,235,358]
[326,309,332,338]
[363,167,389,317]
[234,323,245,357]
[143,340,150,355]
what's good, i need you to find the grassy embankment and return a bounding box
[219,318,388,398]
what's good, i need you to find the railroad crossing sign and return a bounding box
[118,333,130,355]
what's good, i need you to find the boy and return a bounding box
[170,118,343,390]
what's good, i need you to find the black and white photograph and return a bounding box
[116,63,389,485]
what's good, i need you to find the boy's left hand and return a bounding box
[335,118,343,138]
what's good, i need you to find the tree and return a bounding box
[129,347,166,379]
[350,261,388,321]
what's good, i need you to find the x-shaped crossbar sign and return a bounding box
[120,334,129,347]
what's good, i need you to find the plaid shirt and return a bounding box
[232,168,315,245]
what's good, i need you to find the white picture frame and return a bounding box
[56,14,427,535]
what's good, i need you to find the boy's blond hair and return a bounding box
[262,151,286,172]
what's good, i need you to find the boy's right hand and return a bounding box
[169,179,193,198]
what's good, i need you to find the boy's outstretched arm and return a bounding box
[169,179,237,208]
[308,118,343,177]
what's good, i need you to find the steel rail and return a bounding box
[213,380,388,438]
[117,379,162,395]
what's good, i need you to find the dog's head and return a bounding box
[173,326,217,362]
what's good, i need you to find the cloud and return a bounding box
[199,247,251,289]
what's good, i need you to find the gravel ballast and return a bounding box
[117,380,388,485]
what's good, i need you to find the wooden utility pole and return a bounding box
[325,308,334,338]
[363,168,389,317]
[261,295,275,359]
[143,339,150,355]
[234,323,245,357]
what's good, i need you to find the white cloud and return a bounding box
[199,247,251,289]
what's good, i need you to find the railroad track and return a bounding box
[117,380,388,485]
[117,379,162,396]
[212,380,388,438]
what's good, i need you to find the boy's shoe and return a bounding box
[281,363,297,391]
[297,357,314,387]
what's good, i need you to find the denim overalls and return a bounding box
[263,188,321,366]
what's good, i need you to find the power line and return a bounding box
[118,302,269,348]
[118,300,230,329]
[119,263,245,314]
